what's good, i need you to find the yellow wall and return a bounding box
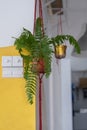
[0,46,36,130]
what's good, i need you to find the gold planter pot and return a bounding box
[55,45,67,59]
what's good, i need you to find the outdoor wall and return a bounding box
[0,46,36,130]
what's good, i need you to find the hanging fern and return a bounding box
[52,35,80,54]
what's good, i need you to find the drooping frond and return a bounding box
[24,63,37,104]
[52,35,80,54]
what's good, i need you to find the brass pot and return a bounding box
[55,45,67,59]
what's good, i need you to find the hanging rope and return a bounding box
[39,0,44,35]
[56,8,63,63]
[39,74,44,130]
[58,8,63,35]
[33,0,44,35]
[33,0,37,34]
[33,1,44,130]
[38,1,44,130]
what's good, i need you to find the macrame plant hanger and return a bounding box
[33,0,44,35]
[58,9,63,35]
[56,9,67,61]
[33,1,44,130]
[56,10,63,63]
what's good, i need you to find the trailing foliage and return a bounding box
[13,17,80,104]
[24,62,37,104]
[14,18,53,104]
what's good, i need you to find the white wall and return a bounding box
[0,0,34,47]
[42,57,72,130]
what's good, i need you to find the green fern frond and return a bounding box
[66,35,80,53]
[34,17,44,40]
[24,63,37,104]
[52,35,80,54]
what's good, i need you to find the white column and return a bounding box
[49,73,54,130]
[60,59,72,130]
[52,58,72,130]
[42,60,54,130]
[41,58,72,130]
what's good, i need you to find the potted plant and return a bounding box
[13,17,80,104]
[13,17,53,104]
[51,35,80,58]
